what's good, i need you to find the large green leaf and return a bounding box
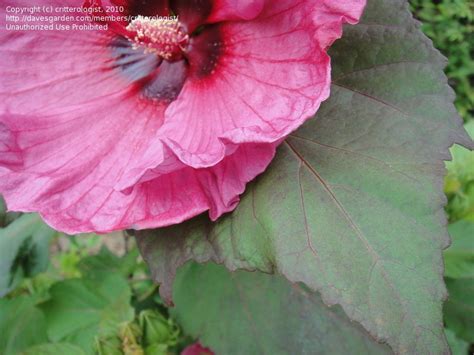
[173,263,390,355]
[0,296,48,355]
[0,213,56,296]
[136,0,472,353]
[40,274,135,353]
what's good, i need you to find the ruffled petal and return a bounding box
[2,141,275,233]
[159,0,365,168]
[314,0,366,49]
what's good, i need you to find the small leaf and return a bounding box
[446,121,474,182]
[137,0,473,353]
[444,329,469,355]
[172,263,390,355]
[95,335,123,355]
[40,274,135,353]
[444,277,474,343]
[0,213,56,296]
[445,220,474,279]
[21,343,87,355]
[119,321,143,354]
[144,343,168,355]
[138,310,179,347]
[79,246,139,280]
[445,121,474,222]
[0,195,22,228]
[0,296,48,355]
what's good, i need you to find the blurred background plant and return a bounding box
[0,212,195,355]
[0,1,473,354]
[442,122,474,354]
[411,0,474,122]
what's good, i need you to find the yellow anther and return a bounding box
[126,16,189,60]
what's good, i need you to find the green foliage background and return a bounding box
[411,0,473,121]
[0,1,473,354]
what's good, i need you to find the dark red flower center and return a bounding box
[87,0,222,104]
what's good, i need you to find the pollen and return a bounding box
[126,16,189,60]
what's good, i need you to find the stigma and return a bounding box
[126,16,189,61]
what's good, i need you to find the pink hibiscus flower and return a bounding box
[0,0,365,233]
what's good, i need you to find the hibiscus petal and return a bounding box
[173,0,265,30]
[159,0,365,168]
[0,122,21,169]
[207,0,265,22]
[0,2,159,230]
[314,1,367,49]
[0,12,166,180]
[2,140,275,233]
